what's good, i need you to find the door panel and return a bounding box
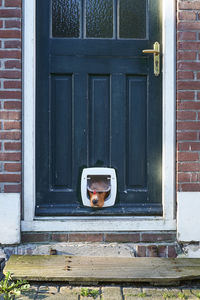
[89,75,110,167]
[51,75,73,190]
[126,76,147,189]
[36,0,162,216]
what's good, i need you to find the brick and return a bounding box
[136,246,146,257]
[0,91,21,99]
[178,22,200,31]
[178,81,200,90]
[4,81,21,89]
[123,287,142,299]
[0,9,21,18]
[177,91,195,100]
[68,234,103,242]
[158,246,167,258]
[178,162,200,172]
[178,11,196,21]
[178,173,191,182]
[51,234,68,242]
[4,142,21,151]
[4,184,21,192]
[4,60,21,69]
[181,183,200,191]
[4,101,21,109]
[191,173,198,182]
[177,131,197,141]
[178,61,200,71]
[178,151,199,161]
[177,71,194,80]
[5,0,21,7]
[177,101,200,110]
[4,40,21,49]
[4,121,21,130]
[38,285,58,294]
[21,233,50,243]
[0,131,21,140]
[177,32,196,41]
[5,20,21,28]
[177,51,197,60]
[177,111,196,120]
[141,233,175,243]
[177,121,200,130]
[0,111,21,120]
[101,287,122,300]
[0,50,21,59]
[0,70,21,79]
[179,1,200,10]
[142,288,164,299]
[104,233,140,243]
[60,286,81,300]
[0,30,21,39]
[0,174,21,182]
[147,246,159,257]
[190,142,200,151]
[0,152,21,161]
[178,42,200,51]
[3,80,22,89]
[4,163,21,172]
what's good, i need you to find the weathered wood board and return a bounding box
[4,255,200,284]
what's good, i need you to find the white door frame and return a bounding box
[22,0,176,232]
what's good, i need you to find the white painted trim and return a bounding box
[22,218,176,232]
[177,192,200,242]
[0,194,21,244]
[162,0,176,221]
[23,0,176,232]
[23,0,36,222]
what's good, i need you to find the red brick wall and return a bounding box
[177,0,200,192]
[0,1,199,195]
[0,0,22,193]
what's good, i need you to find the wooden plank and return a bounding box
[4,256,200,284]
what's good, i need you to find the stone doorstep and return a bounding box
[1,241,179,260]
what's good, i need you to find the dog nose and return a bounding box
[92,199,98,205]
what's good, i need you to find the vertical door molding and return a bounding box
[22,0,176,231]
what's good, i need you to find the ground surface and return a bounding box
[1,283,200,299]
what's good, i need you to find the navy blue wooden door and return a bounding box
[36,0,162,216]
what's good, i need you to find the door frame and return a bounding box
[22,0,176,232]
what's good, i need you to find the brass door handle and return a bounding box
[142,49,160,54]
[142,42,160,76]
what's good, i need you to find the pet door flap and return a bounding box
[81,168,117,208]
